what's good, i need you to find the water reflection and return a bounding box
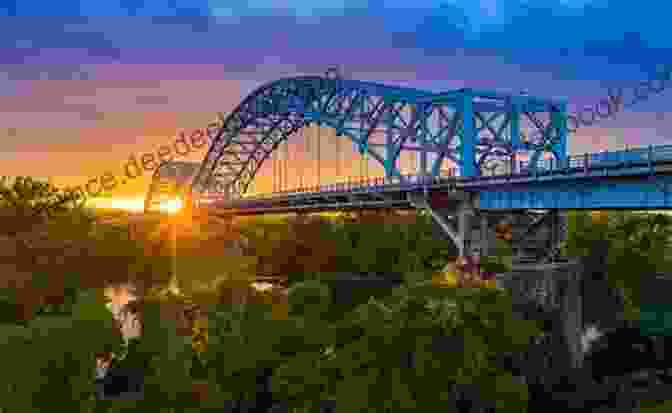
[103,282,141,342]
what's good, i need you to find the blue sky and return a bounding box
[0,0,670,193]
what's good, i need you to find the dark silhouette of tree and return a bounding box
[0,176,84,235]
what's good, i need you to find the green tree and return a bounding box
[238,212,451,286]
[329,213,450,277]
[0,288,125,413]
[269,281,538,413]
[190,277,537,413]
[564,211,672,321]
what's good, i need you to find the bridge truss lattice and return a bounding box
[191,74,568,199]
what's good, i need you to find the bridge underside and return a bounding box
[205,187,566,263]
[202,179,466,216]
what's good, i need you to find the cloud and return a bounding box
[1,63,91,81]
[134,95,170,105]
[0,71,17,96]
[77,108,106,122]
[1,4,669,74]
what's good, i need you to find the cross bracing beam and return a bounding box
[192,76,567,199]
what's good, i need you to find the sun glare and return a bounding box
[158,198,183,214]
[88,196,183,214]
[89,197,145,212]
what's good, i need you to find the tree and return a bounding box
[237,212,451,287]
[564,211,672,322]
[0,288,125,412]
[327,212,450,278]
[269,280,539,413]
[561,211,672,409]
[0,176,176,327]
[0,176,84,235]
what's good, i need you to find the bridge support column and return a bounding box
[549,210,568,261]
[479,214,491,257]
[407,192,478,257]
[426,204,464,256]
[409,193,567,263]
[457,202,474,257]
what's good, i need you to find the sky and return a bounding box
[1,0,671,200]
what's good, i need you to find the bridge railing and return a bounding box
[227,144,672,201]
[243,172,459,200]
[518,144,672,174]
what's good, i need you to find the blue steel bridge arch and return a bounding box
[191,75,568,199]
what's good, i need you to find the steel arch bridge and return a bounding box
[189,74,568,199]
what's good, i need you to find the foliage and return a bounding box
[287,279,331,319]
[329,212,451,276]
[0,219,539,413]
[563,211,610,257]
[267,280,539,413]
[0,288,220,413]
[114,296,206,411]
[169,224,258,299]
[0,175,177,333]
[483,238,514,272]
[112,276,535,413]
[239,212,452,286]
[434,255,503,290]
[0,176,85,235]
[638,399,672,412]
[237,216,341,284]
[606,213,672,305]
[563,211,672,319]
[1,216,172,321]
[0,178,574,412]
[0,288,125,413]
[200,298,316,410]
